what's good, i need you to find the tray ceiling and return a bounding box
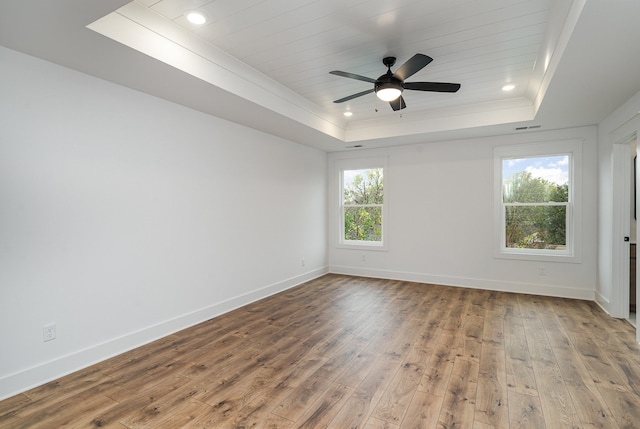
[2,0,640,150]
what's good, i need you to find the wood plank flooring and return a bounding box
[2,274,640,428]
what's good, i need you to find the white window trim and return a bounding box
[335,157,389,251]
[494,140,583,263]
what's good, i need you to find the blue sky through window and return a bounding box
[503,155,569,185]
[343,169,367,188]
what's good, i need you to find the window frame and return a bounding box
[494,140,582,263]
[336,157,388,251]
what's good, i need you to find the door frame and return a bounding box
[611,137,633,318]
[610,112,639,343]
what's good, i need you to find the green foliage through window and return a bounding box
[502,157,569,251]
[342,168,383,243]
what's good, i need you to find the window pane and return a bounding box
[503,155,569,203]
[344,206,382,242]
[505,205,566,250]
[343,168,383,204]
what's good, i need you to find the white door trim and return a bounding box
[610,112,640,343]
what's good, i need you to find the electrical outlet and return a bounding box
[362,254,366,262]
[301,258,305,266]
[43,324,56,342]
[538,267,546,276]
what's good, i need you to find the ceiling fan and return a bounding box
[330,54,461,111]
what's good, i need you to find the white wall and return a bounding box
[596,89,640,314]
[0,46,328,400]
[329,127,598,299]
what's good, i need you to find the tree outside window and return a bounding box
[342,168,384,244]
[502,155,570,252]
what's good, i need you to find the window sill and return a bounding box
[337,242,388,252]
[494,249,581,263]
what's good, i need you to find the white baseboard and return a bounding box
[594,291,611,315]
[329,265,595,301]
[0,266,328,401]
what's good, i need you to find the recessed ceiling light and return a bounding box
[186,11,207,25]
[502,83,515,91]
[344,111,353,117]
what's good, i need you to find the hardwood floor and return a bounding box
[2,274,640,428]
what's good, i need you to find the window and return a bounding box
[337,159,387,249]
[494,140,582,262]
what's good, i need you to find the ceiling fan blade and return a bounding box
[329,70,377,83]
[389,96,406,111]
[404,82,461,92]
[394,54,433,81]
[333,88,375,103]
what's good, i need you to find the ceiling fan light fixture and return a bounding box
[376,87,402,101]
[376,85,402,101]
[375,72,403,101]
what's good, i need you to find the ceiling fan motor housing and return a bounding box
[375,73,404,94]
[376,57,403,94]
